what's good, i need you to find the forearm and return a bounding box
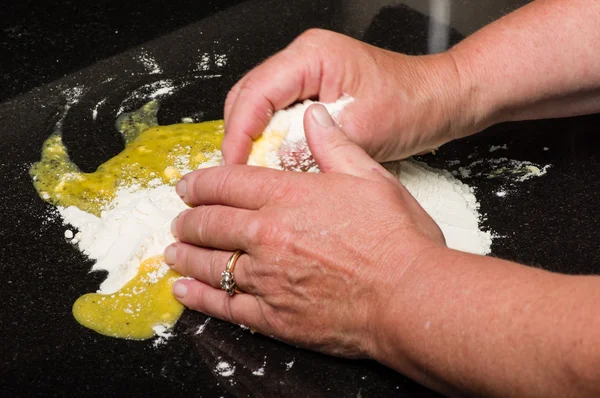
[449,0,600,135]
[375,247,600,397]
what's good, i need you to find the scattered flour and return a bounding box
[285,360,295,371]
[451,157,551,182]
[55,86,87,130]
[115,76,220,116]
[195,317,211,335]
[152,324,174,347]
[117,80,176,115]
[196,52,228,71]
[137,52,163,75]
[92,98,107,121]
[252,357,267,376]
[215,361,236,377]
[489,144,508,152]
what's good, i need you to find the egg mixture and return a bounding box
[30,100,224,340]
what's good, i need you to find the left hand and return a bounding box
[165,104,445,358]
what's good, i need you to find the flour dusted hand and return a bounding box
[222,29,476,165]
[165,104,445,357]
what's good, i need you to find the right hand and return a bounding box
[222,29,476,165]
[167,104,446,359]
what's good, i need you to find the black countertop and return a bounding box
[1,1,599,396]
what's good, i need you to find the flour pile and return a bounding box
[385,161,491,254]
[59,97,492,296]
[60,185,187,294]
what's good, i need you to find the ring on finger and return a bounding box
[220,249,245,296]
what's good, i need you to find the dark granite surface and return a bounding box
[1,0,598,396]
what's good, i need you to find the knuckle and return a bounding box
[181,246,195,276]
[175,208,191,237]
[248,217,276,246]
[183,173,201,202]
[253,216,295,251]
[297,28,329,44]
[209,250,222,287]
[226,80,242,101]
[261,174,297,203]
[325,138,353,156]
[224,91,237,112]
[193,207,213,242]
[214,166,236,203]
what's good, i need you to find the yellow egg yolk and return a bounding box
[30,101,223,216]
[72,256,184,340]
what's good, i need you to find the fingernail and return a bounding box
[170,217,178,238]
[176,179,187,197]
[173,282,187,298]
[164,245,177,265]
[219,157,225,166]
[312,104,335,127]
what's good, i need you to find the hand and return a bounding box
[166,104,445,358]
[222,29,474,165]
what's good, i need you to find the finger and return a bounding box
[178,165,296,209]
[304,104,397,184]
[221,48,323,165]
[172,279,265,329]
[223,76,246,130]
[172,205,256,251]
[164,243,256,293]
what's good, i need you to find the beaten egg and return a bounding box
[31,100,224,340]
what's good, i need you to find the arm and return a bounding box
[450,0,600,136]
[376,247,600,397]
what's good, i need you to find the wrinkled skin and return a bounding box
[165,104,445,358]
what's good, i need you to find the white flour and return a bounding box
[451,157,551,182]
[385,161,491,254]
[247,97,354,170]
[137,52,163,75]
[60,184,188,294]
[196,52,228,72]
[215,361,236,377]
[58,97,491,299]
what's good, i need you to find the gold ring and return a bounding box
[220,250,245,296]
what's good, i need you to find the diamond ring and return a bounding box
[220,250,244,296]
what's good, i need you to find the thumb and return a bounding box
[304,103,392,182]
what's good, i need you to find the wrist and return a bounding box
[405,51,484,147]
[368,242,453,373]
[447,43,514,134]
